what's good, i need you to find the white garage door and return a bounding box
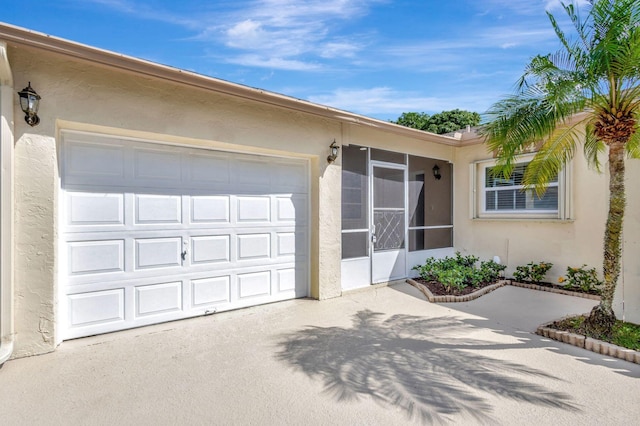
[60,132,309,339]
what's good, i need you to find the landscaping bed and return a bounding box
[414,278,498,296]
[550,315,640,351]
[407,278,507,303]
[509,281,601,300]
[537,315,640,364]
[410,254,637,363]
[411,255,603,302]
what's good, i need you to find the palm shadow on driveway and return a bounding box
[276,310,578,424]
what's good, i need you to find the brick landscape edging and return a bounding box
[406,278,602,303]
[536,323,640,364]
[509,281,601,300]
[406,279,508,303]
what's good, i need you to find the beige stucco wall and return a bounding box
[8,44,347,357]
[454,142,640,323]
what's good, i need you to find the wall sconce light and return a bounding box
[18,82,41,127]
[327,139,340,163]
[432,164,442,180]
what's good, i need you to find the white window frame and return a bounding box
[471,154,572,220]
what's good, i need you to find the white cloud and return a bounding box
[226,20,265,49]
[477,0,590,16]
[307,87,495,117]
[226,54,321,71]
[319,41,361,59]
[216,0,378,62]
[544,0,590,11]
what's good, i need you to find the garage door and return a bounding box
[60,132,309,339]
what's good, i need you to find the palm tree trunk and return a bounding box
[587,141,625,332]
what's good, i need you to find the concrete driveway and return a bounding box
[1,283,639,425]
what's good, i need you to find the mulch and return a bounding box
[414,278,600,297]
[514,280,601,296]
[413,279,497,296]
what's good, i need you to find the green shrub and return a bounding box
[436,267,467,292]
[412,252,505,293]
[558,265,602,293]
[478,260,507,283]
[513,261,553,283]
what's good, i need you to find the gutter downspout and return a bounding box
[0,41,15,365]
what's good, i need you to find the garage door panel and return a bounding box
[68,289,125,327]
[238,271,271,299]
[135,281,183,317]
[61,132,309,339]
[191,235,230,264]
[273,162,308,192]
[135,194,182,224]
[133,148,182,182]
[236,160,272,188]
[135,237,183,269]
[64,141,126,183]
[188,154,231,185]
[276,232,296,257]
[276,195,307,223]
[191,276,230,307]
[191,196,230,223]
[237,233,271,260]
[68,240,125,275]
[237,196,271,222]
[276,268,296,292]
[67,192,124,226]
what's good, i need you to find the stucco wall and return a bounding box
[454,142,640,323]
[8,44,347,356]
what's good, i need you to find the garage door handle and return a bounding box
[181,250,187,261]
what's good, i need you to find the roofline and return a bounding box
[0,22,463,147]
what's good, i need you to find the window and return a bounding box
[473,155,570,220]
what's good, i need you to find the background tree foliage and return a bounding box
[393,109,481,134]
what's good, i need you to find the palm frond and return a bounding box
[626,115,640,159]
[524,121,586,196]
[583,120,606,171]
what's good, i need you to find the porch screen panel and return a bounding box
[370,148,406,165]
[408,156,453,251]
[409,228,453,250]
[342,145,369,259]
[342,232,368,258]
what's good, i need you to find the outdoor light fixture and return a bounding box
[327,139,340,163]
[17,82,41,127]
[432,164,442,180]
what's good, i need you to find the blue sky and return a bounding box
[2,0,588,121]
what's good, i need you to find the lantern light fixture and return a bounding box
[432,164,442,180]
[17,82,41,127]
[327,139,340,163]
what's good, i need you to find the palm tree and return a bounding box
[482,0,640,333]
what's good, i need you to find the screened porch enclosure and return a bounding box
[341,145,453,290]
